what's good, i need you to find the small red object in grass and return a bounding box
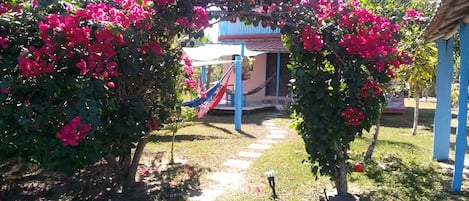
[354,162,364,172]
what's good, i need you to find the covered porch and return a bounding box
[424,0,469,192]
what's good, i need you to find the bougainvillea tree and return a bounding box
[224,0,412,196]
[0,0,207,191]
[1,0,410,197]
[285,1,411,195]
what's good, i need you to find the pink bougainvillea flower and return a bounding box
[56,116,92,146]
[31,0,38,8]
[0,36,8,49]
[138,41,162,55]
[76,59,88,75]
[0,87,9,94]
[176,6,209,30]
[300,26,323,52]
[199,91,206,99]
[176,17,191,27]
[184,78,197,90]
[191,6,209,30]
[24,100,31,107]
[181,56,192,66]
[341,106,365,126]
[154,0,176,6]
[403,9,424,22]
[184,64,194,76]
[360,80,381,98]
[145,118,159,131]
[106,82,115,88]
[0,3,12,15]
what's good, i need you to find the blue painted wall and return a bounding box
[219,20,280,36]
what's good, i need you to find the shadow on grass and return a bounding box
[202,122,234,135]
[375,139,416,150]
[449,142,469,153]
[382,107,469,135]
[0,159,209,201]
[380,107,435,129]
[195,110,284,126]
[201,119,258,139]
[236,130,256,138]
[148,134,225,143]
[357,154,469,201]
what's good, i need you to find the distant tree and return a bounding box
[361,0,438,138]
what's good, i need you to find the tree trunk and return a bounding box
[333,142,348,196]
[119,148,132,193]
[412,93,420,135]
[128,132,151,185]
[170,122,178,164]
[105,132,151,194]
[365,114,381,161]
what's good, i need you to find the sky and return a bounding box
[204,21,219,42]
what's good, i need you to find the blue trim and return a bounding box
[433,38,454,161]
[201,65,206,88]
[452,22,469,192]
[235,54,243,131]
[275,51,280,106]
[218,20,280,36]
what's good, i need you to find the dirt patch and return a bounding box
[0,157,208,201]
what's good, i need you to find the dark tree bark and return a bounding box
[365,114,381,160]
[333,142,348,196]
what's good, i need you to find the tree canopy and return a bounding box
[1,0,412,196]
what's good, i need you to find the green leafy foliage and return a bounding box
[0,0,199,179]
[361,0,439,95]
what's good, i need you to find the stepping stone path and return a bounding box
[189,112,288,201]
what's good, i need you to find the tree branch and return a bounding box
[128,131,151,184]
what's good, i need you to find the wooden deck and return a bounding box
[210,101,277,114]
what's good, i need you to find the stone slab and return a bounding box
[258,139,279,144]
[247,143,272,150]
[269,129,287,134]
[265,134,286,139]
[237,151,262,158]
[262,121,275,126]
[223,159,251,169]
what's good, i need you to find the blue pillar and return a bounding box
[201,65,206,88]
[433,38,454,161]
[275,51,281,106]
[234,43,245,131]
[452,22,469,192]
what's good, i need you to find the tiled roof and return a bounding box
[244,40,288,52]
[424,0,469,41]
[218,34,288,52]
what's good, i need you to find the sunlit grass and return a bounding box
[143,99,469,200]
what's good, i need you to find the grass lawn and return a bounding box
[4,98,468,200]
[144,98,469,200]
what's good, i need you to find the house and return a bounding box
[217,19,291,106]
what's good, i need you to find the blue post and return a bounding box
[433,38,454,161]
[275,51,281,106]
[234,43,245,131]
[201,65,206,88]
[452,22,469,192]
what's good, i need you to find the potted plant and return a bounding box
[241,56,254,80]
